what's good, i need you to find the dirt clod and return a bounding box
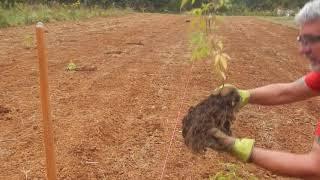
[182,87,240,153]
[126,41,144,46]
[0,106,10,115]
[76,65,98,71]
[105,50,122,55]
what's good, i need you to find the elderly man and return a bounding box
[210,0,320,179]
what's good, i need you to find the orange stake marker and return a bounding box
[36,22,57,180]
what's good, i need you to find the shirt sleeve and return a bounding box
[315,121,320,136]
[304,72,320,92]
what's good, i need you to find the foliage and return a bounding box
[66,62,77,71]
[0,3,132,28]
[0,0,310,13]
[181,0,232,14]
[185,0,231,82]
[228,0,308,10]
[22,34,34,49]
[190,32,210,61]
[210,163,258,180]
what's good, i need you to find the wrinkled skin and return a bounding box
[299,19,320,72]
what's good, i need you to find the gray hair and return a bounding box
[295,0,320,26]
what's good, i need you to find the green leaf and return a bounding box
[192,8,203,16]
[199,18,206,30]
[214,54,221,67]
[220,55,227,71]
[221,53,230,60]
[214,53,228,80]
[180,0,190,10]
[217,41,223,50]
[220,71,226,80]
[66,62,77,71]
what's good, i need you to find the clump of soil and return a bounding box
[182,86,240,153]
[75,65,97,71]
[0,106,11,115]
[0,106,11,121]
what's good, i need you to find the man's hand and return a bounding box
[207,128,255,162]
[213,84,250,108]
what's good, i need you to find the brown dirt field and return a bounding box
[0,13,319,179]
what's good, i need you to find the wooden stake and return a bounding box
[36,22,57,180]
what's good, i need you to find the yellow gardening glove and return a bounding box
[214,84,250,108]
[207,128,255,162]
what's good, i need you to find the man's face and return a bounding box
[299,20,320,72]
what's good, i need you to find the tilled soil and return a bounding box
[1,14,318,179]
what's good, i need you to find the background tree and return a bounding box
[0,0,311,11]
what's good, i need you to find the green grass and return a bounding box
[0,4,132,28]
[257,16,297,29]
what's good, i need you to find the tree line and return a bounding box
[229,0,310,10]
[0,0,311,11]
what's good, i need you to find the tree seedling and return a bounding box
[66,60,77,71]
[182,0,232,85]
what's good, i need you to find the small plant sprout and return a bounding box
[141,6,146,13]
[21,168,30,180]
[181,1,243,178]
[22,35,34,49]
[209,163,258,180]
[66,60,77,71]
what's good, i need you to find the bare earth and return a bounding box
[1,13,319,179]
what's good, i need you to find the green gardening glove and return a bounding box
[213,84,250,108]
[207,128,255,162]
